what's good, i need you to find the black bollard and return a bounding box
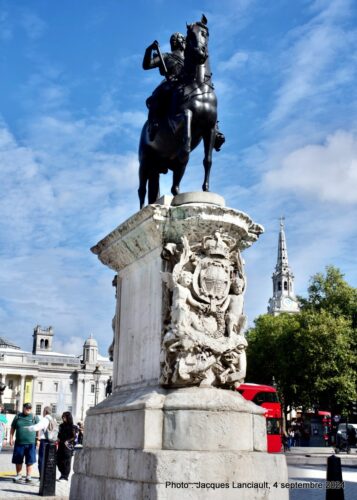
[39,442,57,496]
[326,454,344,500]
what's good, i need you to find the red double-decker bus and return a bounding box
[236,383,282,453]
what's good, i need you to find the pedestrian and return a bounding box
[9,402,40,483]
[57,411,76,481]
[294,428,301,447]
[0,404,8,452]
[76,421,84,445]
[347,425,356,448]
[288,428,294,449]
[26,406,56,477]
[282,430,290,452]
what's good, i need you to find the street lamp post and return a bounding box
[93,365,101,406]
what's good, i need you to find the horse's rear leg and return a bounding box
[148,169,160,204]
[202,127,216,192]
[138,163,148,209]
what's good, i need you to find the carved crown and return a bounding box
[202,232,235,258]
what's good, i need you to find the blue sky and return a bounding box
[1,0,356,355]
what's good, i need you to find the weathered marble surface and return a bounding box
[71,387,288,500]
[70,195,288,500]
[91,193,263,272]
[91,193,263,391]
[160,232,248,388]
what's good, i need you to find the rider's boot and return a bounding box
[214,130,225,151]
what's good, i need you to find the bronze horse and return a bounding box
[138,16,223,208]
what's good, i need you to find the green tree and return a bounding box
[299,265,357,326]
[246,266,357,414]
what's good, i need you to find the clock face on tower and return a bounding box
[283,297,294,307]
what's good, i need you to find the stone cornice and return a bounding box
[91,197,264,272]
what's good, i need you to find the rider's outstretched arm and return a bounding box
[142,41,161,70]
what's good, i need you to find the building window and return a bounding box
[36,404,42,415]
[278,281,282,291]
[45,339,49,348]
[8,379,13,389]
[40,339,44,348]
[54,382,58,392]
[68,406,72,413]
[38,381,43,391]
[284,281,288,291]
[51,404,57,415]
[91,384,95,393]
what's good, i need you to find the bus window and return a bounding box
[267,418,281,435]
[253,392,279,405]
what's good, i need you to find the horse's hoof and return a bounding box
[171,186,180,196]
[202,184,210,192]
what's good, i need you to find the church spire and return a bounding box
[276,217,289,272]
[268,218,300,316]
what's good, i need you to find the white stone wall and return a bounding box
[116,248,163,389]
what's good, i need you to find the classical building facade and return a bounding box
[267,219,300,315]
[0,326,112,423]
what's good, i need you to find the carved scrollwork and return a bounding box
[160,231,248,388]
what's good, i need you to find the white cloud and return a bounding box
[264,130,357,204]
[218,51,249,71]
[208,0,257,42]
[267,0,356,126]
[0,107,139,352]
[20,10,46,40]
[53,336,86,357]
[0,9,12,41]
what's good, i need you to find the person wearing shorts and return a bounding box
[10,402,39,484]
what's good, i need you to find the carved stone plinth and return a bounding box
[70,193,288,500]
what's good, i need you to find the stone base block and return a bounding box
[70,388,288,499]
[71,450,287,499]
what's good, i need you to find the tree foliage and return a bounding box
[246,266,356,413]
[299,265,357,325]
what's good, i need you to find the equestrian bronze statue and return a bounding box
[138,15,225,208]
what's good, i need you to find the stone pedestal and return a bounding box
[70,193,288,500]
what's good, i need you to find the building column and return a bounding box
[31,376,37,407]
[18,375,26,410]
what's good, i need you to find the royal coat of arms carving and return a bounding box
[160,231,248,388]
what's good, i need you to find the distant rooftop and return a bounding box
[0,336,21,350]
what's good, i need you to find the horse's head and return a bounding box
[185,15,209,65]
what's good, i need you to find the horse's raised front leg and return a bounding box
[202,127,216,192]
[171,164,187,196]
[172,109,192,196]
[182,109,193,156]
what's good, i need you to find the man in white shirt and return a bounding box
[27,406,54,477]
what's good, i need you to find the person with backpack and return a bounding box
[57,411,76,481]
[27,406,57,478]
[9,402,40,484]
